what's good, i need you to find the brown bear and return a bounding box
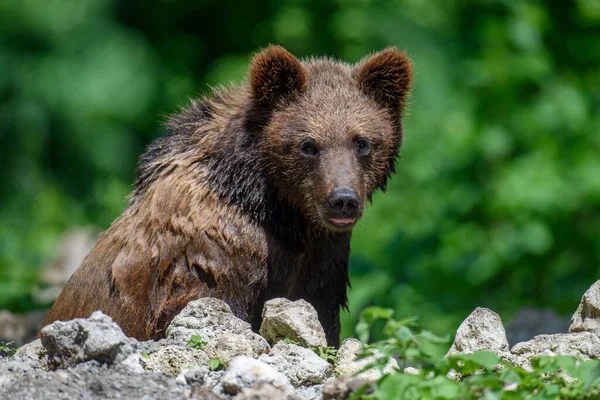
[40,46,413,346]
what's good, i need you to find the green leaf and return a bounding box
[456,351,501,370]
[501,368,522,385]
[427,375,461,399]
[186,334,207,350]
[415,330,451,362]
[372,373,422,400]
[209,359,225,371]
[582,361,600,391]
[356,307,395,343]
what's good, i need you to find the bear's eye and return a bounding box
[300,140,319,158]
[355,138,371,157]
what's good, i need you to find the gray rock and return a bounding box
[205,332,265,364]
[335,338,398,381]
[221,356,294,395]
[130,336,178,355]
[40,311,133,370]
[295,384,324,400]
[115,352,145,374]
[234,383,303,400]
[259,342,333,386]
[167,298,269,359]
[206,370,226,393]
[322,376,373,400]
[0,361,189,399]
[497,352,531,371]
[511,332,600,360]
[11,339,47,371]
[178,365,209,385]
[447,307,509,356]
[570,281,600,334]
[260,298,327,348]
[143,344,209,376]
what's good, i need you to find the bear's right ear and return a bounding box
[249,45,307,108]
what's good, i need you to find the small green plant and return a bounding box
[141,353,150,360]
[0,341,16,357]
[209,358,226,371]
[186,334,207,350]
[314,345,338,364]
[352,307,600,400]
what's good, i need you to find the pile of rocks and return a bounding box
[0,298,387,399]
[2,280,600,399]
[447,280,600,370]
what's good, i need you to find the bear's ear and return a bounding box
[249,45,307,108]
[353,48,413,112]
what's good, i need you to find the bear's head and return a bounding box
[249,46,412,232]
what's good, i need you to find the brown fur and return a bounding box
[40,46,413,346]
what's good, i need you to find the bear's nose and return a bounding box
[327,189,360,213]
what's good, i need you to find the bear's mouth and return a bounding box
[330,218,357,227]
[322,216,358,232]
[320,213,361,232]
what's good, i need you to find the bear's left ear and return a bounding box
[353,48,413,112]
[249,45,307,109]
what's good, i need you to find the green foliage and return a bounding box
[186,334,207,351]
[281,338,338,364]
[315,346,338,364]
[355,307,450,370]
[0,341,17,357]
[1,1,599,344]
[209,358,226,371]
[357,307,600,400]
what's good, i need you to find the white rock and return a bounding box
[403,367,420,376]
[204,333,260,364]
[259,342,333,387]
[260,298,327,348]
[205,370,225,393]
[221,356,294,395]
[12,339,47,370]
[511,332,600,360]
[335,338,398,381]
[116,353,144,374]
[176,365,209,385]
[447,308,509,356]
[570,281,600,334]
[235,383,303,399]
[167,298,269,358]
[295,384,323,400]
[143,344,209,376]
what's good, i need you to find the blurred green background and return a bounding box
[1,0,599,339]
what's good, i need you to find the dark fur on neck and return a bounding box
[133,92,315,244]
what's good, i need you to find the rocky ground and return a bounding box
[1,281,600,400]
